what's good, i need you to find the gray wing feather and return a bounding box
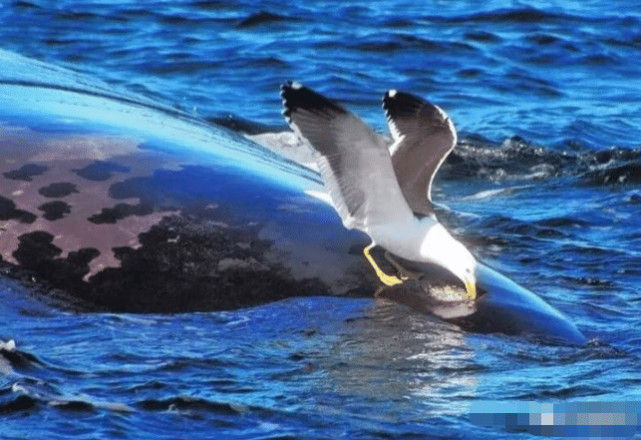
[383,90,457,217]
[281,82,415,232]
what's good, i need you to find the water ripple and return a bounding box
[0,0,640,438]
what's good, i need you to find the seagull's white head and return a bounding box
[419,223,478,301]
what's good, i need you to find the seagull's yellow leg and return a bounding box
[363,243,403,287]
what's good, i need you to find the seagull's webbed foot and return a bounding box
[363,243,403,289]
[374,285,386,298]
[383,251,423,282]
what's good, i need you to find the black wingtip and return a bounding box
[382,89,433,119]
[280,81,301,121]
[280,81,347,123]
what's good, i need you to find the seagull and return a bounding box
[280,82,477,300]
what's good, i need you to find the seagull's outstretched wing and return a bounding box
[383,90,457,217]
[281,82,415,232]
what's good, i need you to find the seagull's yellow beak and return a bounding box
[464,276,477,301]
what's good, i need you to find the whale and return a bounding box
[0,50,585,344]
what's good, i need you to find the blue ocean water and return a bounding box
[1,1,640,439]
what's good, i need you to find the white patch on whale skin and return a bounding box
[247,131,318,171]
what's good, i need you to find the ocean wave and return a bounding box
[138,396,248,414]
[581,162,641,185]
[236,11,291,28]
[346,34,477,54]
[248,128,641,186]
[0,339,134,415]
[431,6,582,25]
[437,137,641,186]
[0,393,37,413]
[0,339,46,371]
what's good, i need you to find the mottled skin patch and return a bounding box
[73,161,130,181]
[38,182,78,198]
[38,200,71,221]
[0,128,181,278]
[88,203,153,224]
[0,125,362,312]
[3,163,48,181]
[11,230,99,292]
[0,195,37,223]
[81,215,328,312]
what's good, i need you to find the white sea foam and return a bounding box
[0,339,16,352]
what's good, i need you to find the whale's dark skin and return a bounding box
[0,50,585,344]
